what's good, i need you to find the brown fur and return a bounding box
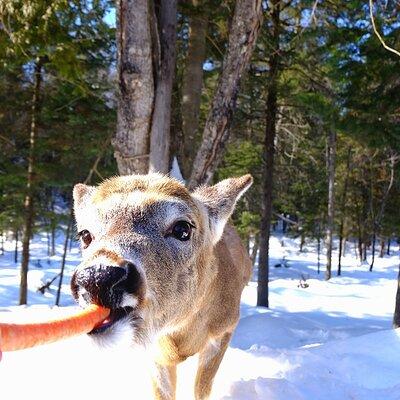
[72,173,253,400]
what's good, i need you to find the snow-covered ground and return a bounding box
[0,231,399,400]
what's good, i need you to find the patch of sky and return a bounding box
[104,6,116,28]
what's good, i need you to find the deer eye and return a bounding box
[78,230,93,248]
[170,221,193,241]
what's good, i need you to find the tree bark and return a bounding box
[149,0,177,173]
[187,0,262,189]
[19,58,43,305]
[180,3,207,179]
[257,0,280,308]
[113,0,154,175]
[325,128,336,281]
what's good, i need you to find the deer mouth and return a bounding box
[89,306,134,335]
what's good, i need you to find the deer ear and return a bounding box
[193,174,253,244]
[73,183,95,208]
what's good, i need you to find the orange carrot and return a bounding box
[0,304,110,352]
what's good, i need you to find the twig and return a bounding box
[37,273,61,294]
[273,212,298,226]
[369,0,400,57]
[0,134,14,147]
[309,0,320,26]
[205,33,225,59]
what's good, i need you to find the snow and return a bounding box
[0,231,399,400]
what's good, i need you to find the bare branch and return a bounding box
[369,0,400,57]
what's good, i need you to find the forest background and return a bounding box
[0,0,400,322]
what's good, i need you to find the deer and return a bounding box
[70,173,253,400]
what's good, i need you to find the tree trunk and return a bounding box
[19,58,43,305]
[113,0,154,175]
[149,0,177,173]
[325,128,336,281]
[338,236,343,274]
[356,205,363,261]
[55,213,73,306]
[257,0,280,308]
[46,230,51,256]
[393,264,400,329]
[299,233,305,252]
[14,229,18,264]
[187,0,262,189]
[51,225,56,256]
[317,226,321,274]
[387,237,391,255]
[354,239,358,260]
[250,233,259,266]
[338,147,351,276]
[363,242,367,261]
[180,3,207,179]
[379,239,385,258]
[370,152,396,271]
[370,232,376,269]
[50,198,56,256]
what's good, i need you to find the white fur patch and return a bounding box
[121,293,138,308]
[90,317,136,348]
[212,219,226,244]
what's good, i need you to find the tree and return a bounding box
[257,0,281,308]
[113,0,177,175]
[19,58,43,305]
[180,1,208,179]
[113,0,262,183]
[325,128,336,280]
[148,0,178,173]
[113,0,154,174]
[0,0,116,304]
[187,0,262,188]
[394,265,400,329]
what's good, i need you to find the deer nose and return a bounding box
[72,262,142,308]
